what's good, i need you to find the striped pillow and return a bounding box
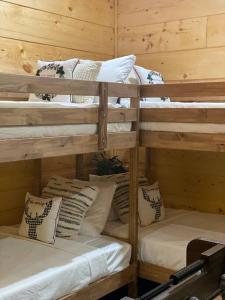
[90,173,148,224]
[42,176,99,239]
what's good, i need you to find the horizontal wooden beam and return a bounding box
[61,265,135,300]
[141,81,225,97]
[138,261,174,283]
[0,108,136,126]
[0,73,138,97]
[0,132,136,163]
[141,108,225,123]
[141,131,225,152]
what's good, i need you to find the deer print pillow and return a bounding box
[19,193,62,244]
[138,182,165,226]
[29,58,78,103]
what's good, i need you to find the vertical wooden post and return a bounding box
[128,96,140,297]
[98,82,108,150]
[145,147,151,183]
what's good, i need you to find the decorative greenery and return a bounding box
[93,152,127,175]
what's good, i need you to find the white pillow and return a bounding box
[96,55,136,104]
[79,180,117,236]
[90,173,148,224]
[19,192,62,244]
[42,176,99,239]
[134,65,170,102]
[29,58,78,103]
[138,182,165,227]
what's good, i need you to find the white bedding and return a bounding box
[140,101,225,134]
[0,101,131,139]
[0,226,131,300]
[104,208,225,271]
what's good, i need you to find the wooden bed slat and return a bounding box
[0,108,136,126]
[141,81,225,97]
[0,132,136,163]
[141,108,225,123]
[138,261,174,284]
[61,265,135,300]
[141,131,225,152]
[0,73,138,97]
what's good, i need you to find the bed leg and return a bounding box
[128,277,138,298]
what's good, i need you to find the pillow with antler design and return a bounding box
[29,58,78,103]
[138,182,165,226]
[19,192,62,244]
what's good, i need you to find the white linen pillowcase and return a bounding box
[78,180,117,236]
[95,55,136,105]
[29,58,78,103]
[138,182,165,226]
[19,192,62,244]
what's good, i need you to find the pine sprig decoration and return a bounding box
[93,153,127,175]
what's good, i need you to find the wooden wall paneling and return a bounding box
[0,2,114,56]
[118,17,206,55]
[118,0,225,27]
[0,37,112,75]
[207,14,225,48]
[6,0,115,27]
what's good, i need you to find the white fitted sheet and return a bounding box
[0,101,131,139]
[0,226,131,300]
[140,101,225,134]
[104,208,225,271]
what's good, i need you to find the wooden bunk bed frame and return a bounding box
[139,81,225,284]
[0,72,139,300]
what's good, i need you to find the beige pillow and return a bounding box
[19,192,62,244]
[72,60,101,103]
[138,182,165,226]
[78,180,117,236]
[90,173,148,224]
[42,176,99,239]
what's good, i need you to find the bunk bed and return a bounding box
[138,81,225,283]
[0,72,140,300]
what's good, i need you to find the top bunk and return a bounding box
[140,81,225,152]
[0,73,139,163]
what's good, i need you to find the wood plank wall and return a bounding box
[118,0,225,214]
[0,0,115,225]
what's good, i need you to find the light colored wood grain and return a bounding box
[136,46,225,81]
[0,72,138,97]
[0,132,136,163]
[0,107,136,126]
[207,14,225,48]
[0,37,112,76]
[0,2,114,56]
[141,131,225,153]
[118,0,225,27]
[6,0,115,27]
[118,17,206,55]
[138,261,174,283]
[141,108,225,123]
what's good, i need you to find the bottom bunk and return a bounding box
[104,208,225,283]
[0,226,131,300]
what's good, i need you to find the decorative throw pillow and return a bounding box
[19,192,62,244]
[134,65,170,102]
[42,176,99,239]
[72,60,102,104]
[138,182,165,226]
[95,55,136,105]
[29,58,78,103]
[90,173,148,224]
[79,180,117,236]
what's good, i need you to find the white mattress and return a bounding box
[0,101,131,139]
[0,226,131,300]
[140,101,225,134]
[104,208,225,271]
